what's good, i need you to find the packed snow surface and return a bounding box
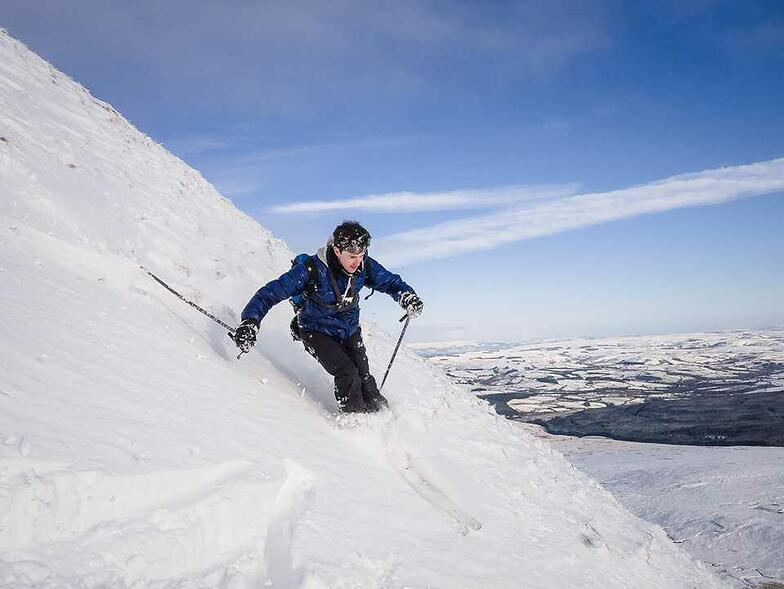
[0,30,728,587]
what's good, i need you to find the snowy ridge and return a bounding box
[0,30,727,587]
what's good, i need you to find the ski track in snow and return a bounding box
[333,411,483,536]
[391,448,483,536]
[0,29,733,588]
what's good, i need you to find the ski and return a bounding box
[390,448,482,536]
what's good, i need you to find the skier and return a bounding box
[233,221,423,413]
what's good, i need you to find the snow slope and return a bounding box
[0,30,728,588]
[543,427,784,587]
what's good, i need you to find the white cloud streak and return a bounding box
[269,183,579,213]
[372,157,784,267]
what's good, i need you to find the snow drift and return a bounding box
[0,30,727,587]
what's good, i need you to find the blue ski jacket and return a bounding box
[241,247,414,341]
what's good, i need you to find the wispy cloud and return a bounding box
[177,134,422,198]
[164,135,228,156]
[1,0,614,116]
[233,136,422,165]
[542,119,571,136]
[373,157,784,266]
[269,183,579,214]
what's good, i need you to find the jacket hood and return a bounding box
[317,246,328,266]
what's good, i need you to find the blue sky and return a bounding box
[3,1,783,341]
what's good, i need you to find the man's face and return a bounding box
[333,246,365,274]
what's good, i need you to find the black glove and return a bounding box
[233,319,259,353]
[399,292,423,318]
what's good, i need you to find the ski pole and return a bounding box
[141,266,246,359]
[379,313,411,391]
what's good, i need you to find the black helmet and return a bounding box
[332,220,371,253]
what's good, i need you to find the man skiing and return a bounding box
[233,221,423,413]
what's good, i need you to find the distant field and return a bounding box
[414,329,784,446]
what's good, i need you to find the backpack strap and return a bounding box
[325,265,359,312]
[294,253,360,313]
[362,257,376,300]
[303,256,318,296]
[289,255,318,341]
[290,254,319,312]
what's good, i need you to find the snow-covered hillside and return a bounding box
[0,30,728,587]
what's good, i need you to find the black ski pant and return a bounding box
[301,327,386,413]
